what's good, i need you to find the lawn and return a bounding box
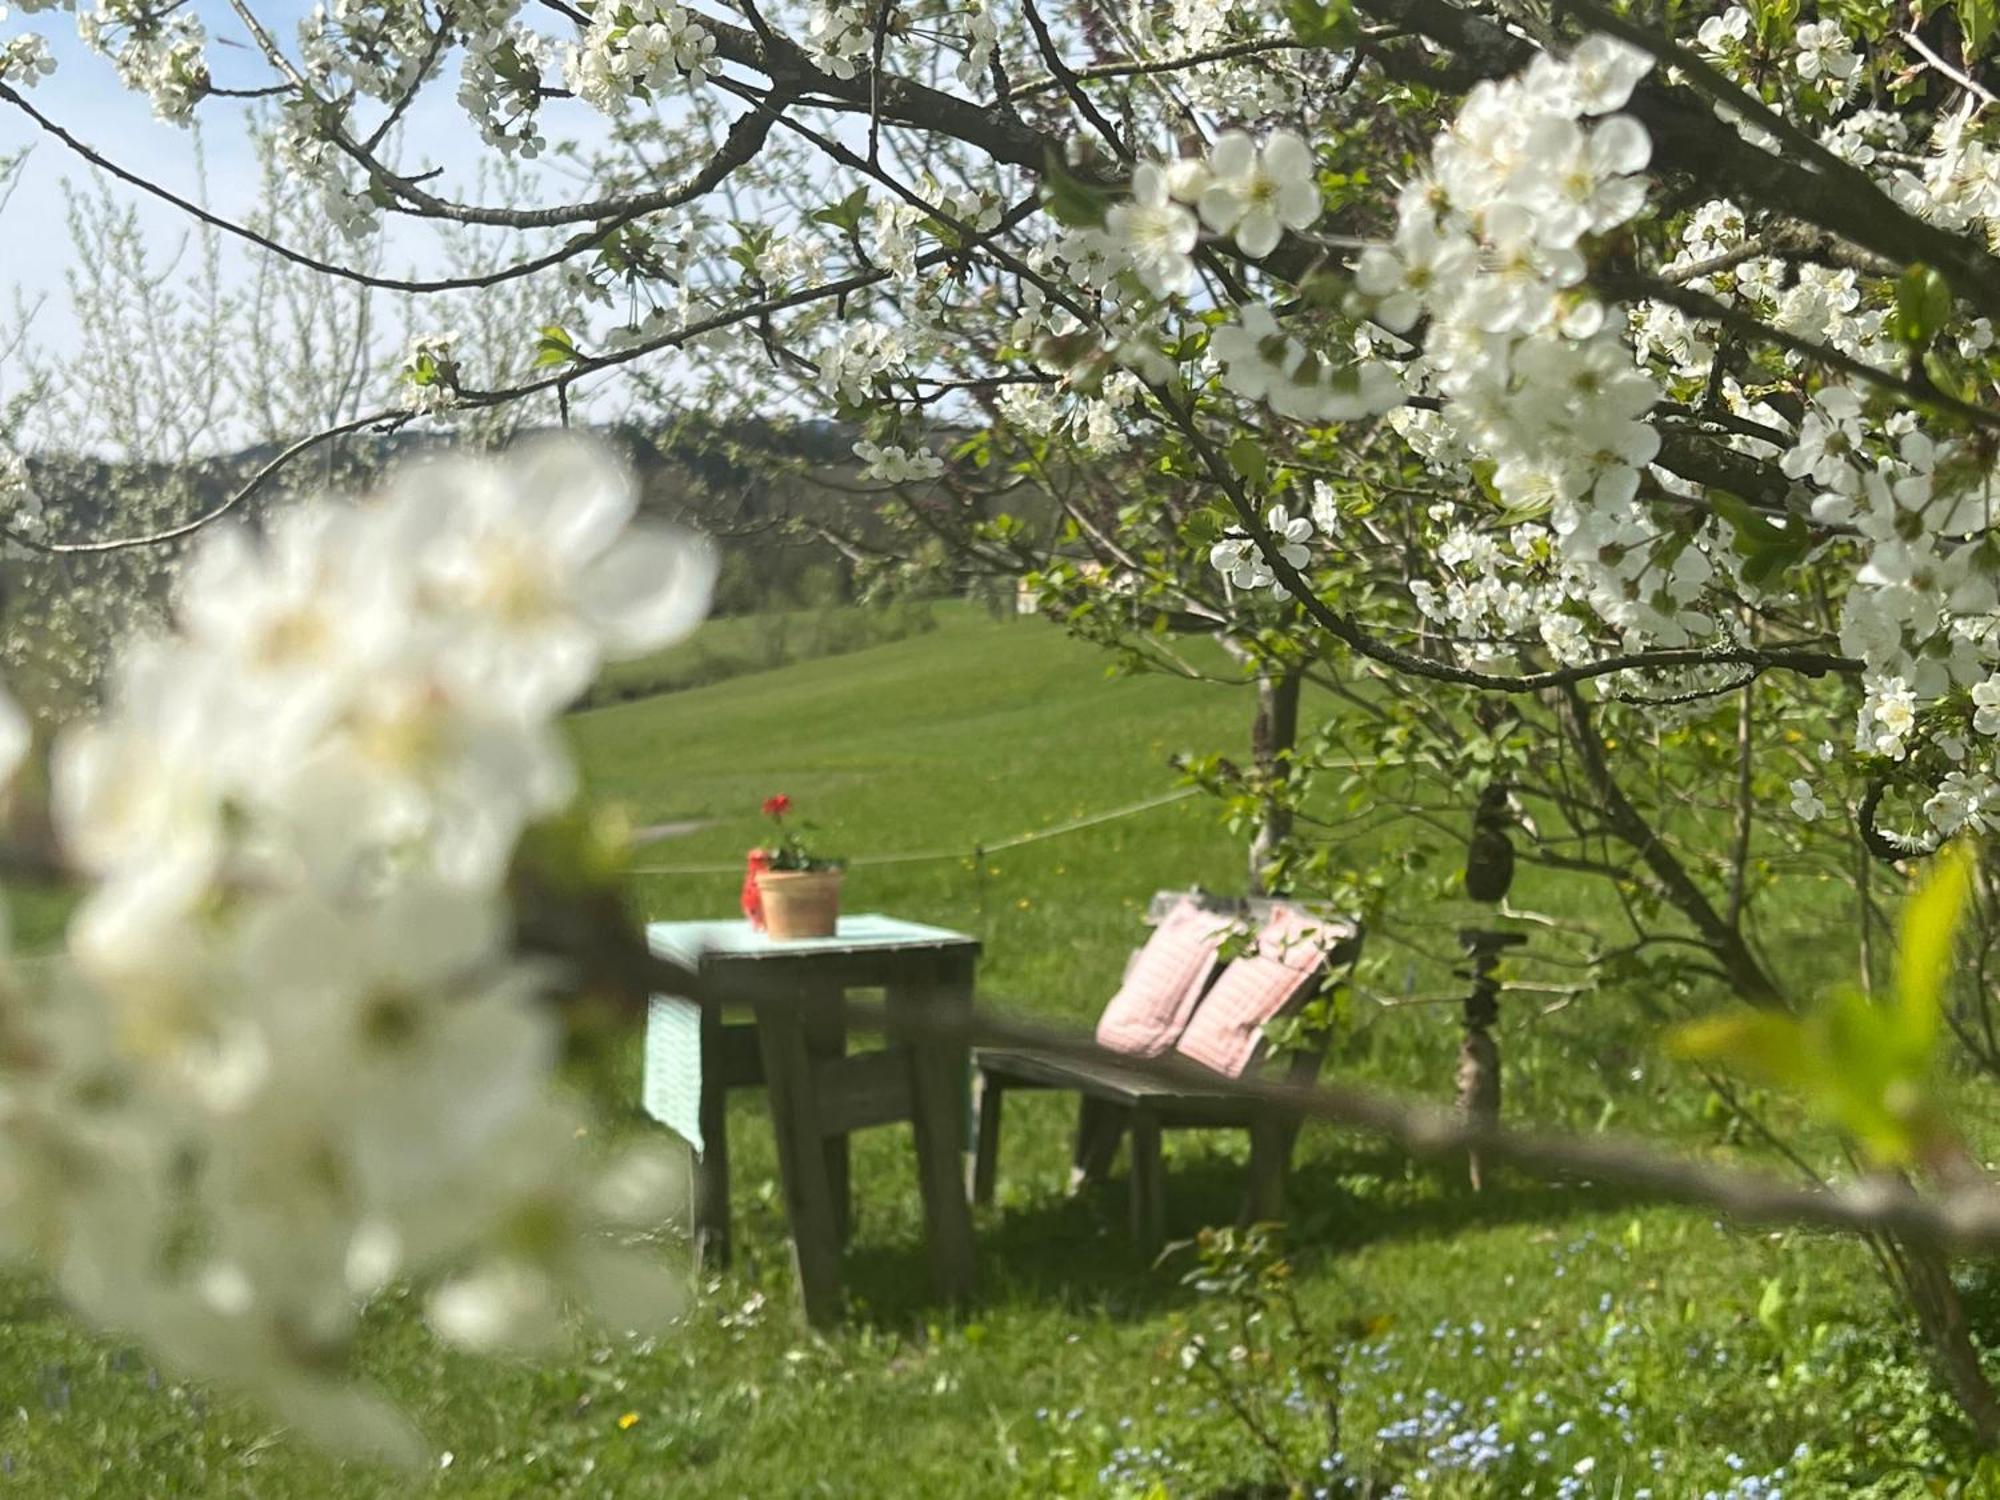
[0,604,1987,1498]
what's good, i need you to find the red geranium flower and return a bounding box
[762,794,792,818]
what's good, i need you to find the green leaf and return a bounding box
[1041,149,1112,229]
[1225,435,1268,488]
[1961,0,1998,60]
[1756,1277,1788,1341]
[1184,507,1227,543]
[1891,265,1953,348]
[1924,348,1977,403]
[1819,988,1917,1159]
[1707,489,1787,547]
[1672,847,1974,1169]
[1751,0,1802,52]
[809,187,870,235]
[532,324,580,369]
[921,215,963,252]
[1492,496,1553,528]
[1708,489,1806,587]
[1896,840,1973,1056]
[1668,1010,1816,1092]
[1284,0,1355,47]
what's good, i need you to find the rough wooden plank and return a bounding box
[706,949,977,998]
[813,1048,915,1137]
[977,1047,1227,1105]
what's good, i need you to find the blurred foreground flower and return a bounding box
[0,437,714,1462]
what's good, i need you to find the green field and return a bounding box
[0,605,1986,1497]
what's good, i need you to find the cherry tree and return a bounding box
[10,0,2000,1452]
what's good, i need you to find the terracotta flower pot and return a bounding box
[754,868,844,940]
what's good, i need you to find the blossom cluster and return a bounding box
[1361,38,1662,560]
[296,0,442,105]
[76,0,208,123]
[1087,130,1403,432]
[565,0,714,114]
[1211,503,1314,598]
[0,443,46,551]
[271,95,381,242]
[0,26,52,85]
[0,440,716,1456]
[817,319,910,405]
[804,0,872,78]
[459,24,554,155]
[1697,5,1861,108]
[1763,384,2000,834]
[1095,129,1323,280]
[398,331,463,414]
[853,438,944,483]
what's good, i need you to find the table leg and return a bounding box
[694,1002,732,1268]
[755,990,846,1327]
[802,982,852,1245]
[889,953,978,1306]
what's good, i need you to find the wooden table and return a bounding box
[644,913,980,1324]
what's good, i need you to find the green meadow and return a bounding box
[0,605,1984,1498]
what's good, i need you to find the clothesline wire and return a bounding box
[627,785,1200,877]
[626,758,1385,877]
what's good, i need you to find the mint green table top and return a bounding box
[646,913,979,970]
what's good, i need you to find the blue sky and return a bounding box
[5,3,279,361]
[0,0,593,395]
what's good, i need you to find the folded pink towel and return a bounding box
[1094,897,1231,1058]
[1174,905,1330,1078]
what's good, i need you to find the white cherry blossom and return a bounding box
[1197,131,1321,258]
[1105,163,1198,297]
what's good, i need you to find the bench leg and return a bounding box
[1243,1110,1296,1224]
[1069,1095,1127,1194]
[1129,1108,1165,1256]
[969,1069,1003,1206]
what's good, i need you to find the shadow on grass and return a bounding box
[833,1139,1651,1329]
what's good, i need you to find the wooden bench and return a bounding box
[969,890,1362,1252]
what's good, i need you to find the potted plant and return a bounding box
[745,794,845,939]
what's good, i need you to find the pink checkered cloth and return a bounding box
[1094,897,1234,1058]
[1174,905,1333,1078]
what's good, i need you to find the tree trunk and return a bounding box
[1248,665,1303,897]
[1897,1235,2000,1448]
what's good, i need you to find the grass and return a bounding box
[579,598,939,708]
[0,604,1990,1498]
